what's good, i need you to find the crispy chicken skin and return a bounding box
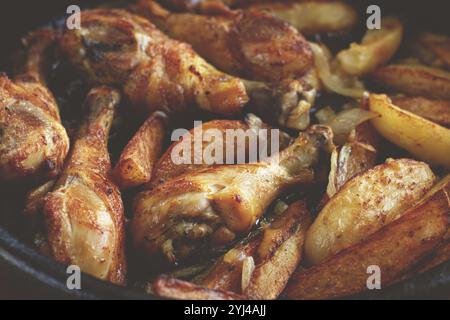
[0,29,69,182]
[160,1,358,36]
[132,0,313,82]
[60,9,248,116]
[149,114,292,187]
[42,87,126,285]
[131,125,333,263]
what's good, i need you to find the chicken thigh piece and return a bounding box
[132,125,333,263]
[42,87,127,285]
[132,0,313,82]
[60,9,248,116]
[0,29,69,182]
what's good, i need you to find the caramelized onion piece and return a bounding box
[325,108,378,145]
[310,42,366,98]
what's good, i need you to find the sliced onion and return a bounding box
[316,106,336,124]
[310,42,366,98]
[241,256,255,293]
[326,108,378,145]
[223,248,246,264]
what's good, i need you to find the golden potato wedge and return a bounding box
[247,1,358,36]
[414,32,450,68]
[194,200,311,300]
[369,94,450,168]
[113,112,167,189]
[391,96,450,128]
[305,158,436,265]
[337,17,403,76]
[371,64,450,99]
[244,201,312,300]
[284,188,450,300]
[150,275,245,300]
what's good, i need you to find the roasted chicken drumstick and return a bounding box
[0,29,69,182]
[42,87,126,285]
[60,9,248,116]
[132,0,313,82]
[132,125,333,263]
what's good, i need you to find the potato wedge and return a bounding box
[114,112,166,189]
[371,64,450,99]
[369,94,450,168]
[391,96,450,127]
[194,200,311,300]
[150,275,245,300]
[244,201,312,300]
[284,188,450,300]
[305,158,436,265]
[337,17,403,76]
[247,1,358,36]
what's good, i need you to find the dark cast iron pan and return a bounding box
[0,0,449,299]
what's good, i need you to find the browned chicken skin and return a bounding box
[60,8,248,117]
[42,87,126,285]
[0,29,69,182]
[132,0,313,82]
[131,125,333,263]
[150,114,292,188]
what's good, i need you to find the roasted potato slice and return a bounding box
[337,17,403,76]
[371,64,450,99]
[305,158,436,265]
[284,188,450,300]
[391,96,450,128]
[369,94,450,168]
[401,174,450,278]
[150,275,245,300]
[194,200,311,300]
[243,201,312,300]
[114,112,166,189]
[247,1,358,36]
